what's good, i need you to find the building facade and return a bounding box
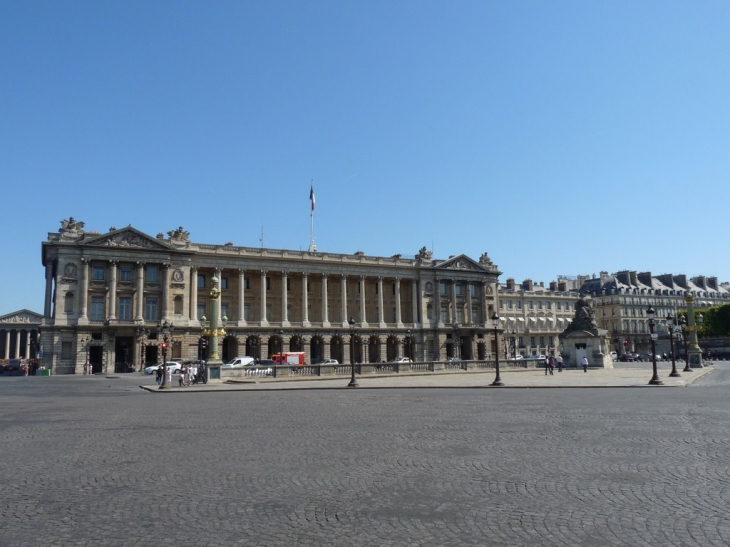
[0,309,42,362]
[40,219,502,374]
[497,277,582,358]
[579,271,730,356]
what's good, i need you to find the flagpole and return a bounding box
[308,181,317,252]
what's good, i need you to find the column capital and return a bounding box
[108,259,118,266]
[281,271,288,277]
[302,272,309,278]
[81,258,90,265]
[261,270,267,275]
[238,268,245,275]
[322,273,328,280]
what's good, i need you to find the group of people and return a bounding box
[544,355,590,374]
[154,362,205,386]
[543,355,564,375]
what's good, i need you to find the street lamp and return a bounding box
[491,312,504,387]
[646,307,663,385]
[511,330,517,359]
[452,324,461,360]
[406,329,412,360]
[158,320,174,390]
[679,315,692,373]
[665,313,680,378]
[135,327,150,372]
[348,317,358,387]
[81,336,90,374]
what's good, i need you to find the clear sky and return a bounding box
[2,1,729,314]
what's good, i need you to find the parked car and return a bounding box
[447,357,462,362]
[318,359,339,365]
[609,351,618,360]
[144,362,182,374]
[222,357,255,368]
[619,354,635,362]
[391,357,412,363]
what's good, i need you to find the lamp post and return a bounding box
[665,313,680,378]
[679,316,692,372]
[511,330,517,359]
[491,312,504,387]
[406,329,412,360]
[646,307,663,385]
[684,292,704,369]
[201,276,224,380]
[81,336,90,374]
[135,327,149,373]
[348,317,358,387]
[453,324,461,360]
[158,320,174,390]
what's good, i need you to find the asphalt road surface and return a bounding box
[2,364,730,546]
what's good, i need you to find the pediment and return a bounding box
[0,309,43,325]
[434,254,488,273]
[81,227,172,250]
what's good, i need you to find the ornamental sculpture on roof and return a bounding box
[60,217,85,234]
[167,226,190,242]
[479,252,493,266]
[416,246,433,260]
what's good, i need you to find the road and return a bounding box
[1,364,729,546]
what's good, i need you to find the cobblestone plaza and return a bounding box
[2,366,730,546]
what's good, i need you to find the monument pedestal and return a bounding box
[558,294,612,369]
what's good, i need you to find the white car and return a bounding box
[144,362,182,374]
[391,357,412,363]
[222,357,256,368]
[319,359,339,365]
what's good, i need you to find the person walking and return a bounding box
[548,355,555,375]
[581,356,589,373]
[155,366,163,386]
[556,355,564,373]
[179,364,187,387]
[544,355,550,375]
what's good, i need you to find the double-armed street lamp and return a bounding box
[665,314,681,378]
[348,317,358,388]
[646,307,663,385]
[158,320,174,390]
[406,329,413,361]
[511,330,517,359]
[491,312,504,387]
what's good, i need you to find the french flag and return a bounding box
[309,183,316,211]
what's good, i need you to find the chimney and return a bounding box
[506,278,515,291]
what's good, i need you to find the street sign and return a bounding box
[38,350,43,358]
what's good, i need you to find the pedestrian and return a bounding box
[179,364,186,387]
[544,356,550,375]
[556,355,563,372]
[156,366,163,385]
[548,355,555,375]
[581,356,589,373]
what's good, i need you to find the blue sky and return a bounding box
[2,1,729,314]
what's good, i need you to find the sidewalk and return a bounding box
[136,361,716,393]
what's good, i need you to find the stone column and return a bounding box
[281,271,290,327]
[44,263,53,318]
[466,282,473,324]
[78,259,89,324]
[190,267,198,323]
[25,331,30,358]
[322,274,330,327]
[162,264,171,321]
[302,273,310,327]
[435,278,442,327]
[451,280,458,324]
[15,330,21,358]
[4,330,9,358]
[341,274,348,327]
[260,270,269,326]
[237,268,246,326]
[107,260,117,320]
[378,277,386,327]
[395,277,403,327]
[135,262,145,321]
[359,276,368,327]
[482,282,489,325]
[412,280,419,327]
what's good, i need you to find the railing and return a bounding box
[221,358,546,381]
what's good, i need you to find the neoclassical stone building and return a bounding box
[0,309,42,361]
[40,218,502,374]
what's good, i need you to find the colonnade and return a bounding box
[0,328,39,359]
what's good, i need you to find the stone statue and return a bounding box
[416,246,433,260]
[60,217,85,233]
[570,294,599,331]
[479,252,493,266]
[167,226,190,242]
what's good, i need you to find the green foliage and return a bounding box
[694,303,730,337]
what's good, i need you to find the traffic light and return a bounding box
[200,338,208,349]
[161,342,168,350]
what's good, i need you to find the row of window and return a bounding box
[500,300,572,311]
[91,263,159,283]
